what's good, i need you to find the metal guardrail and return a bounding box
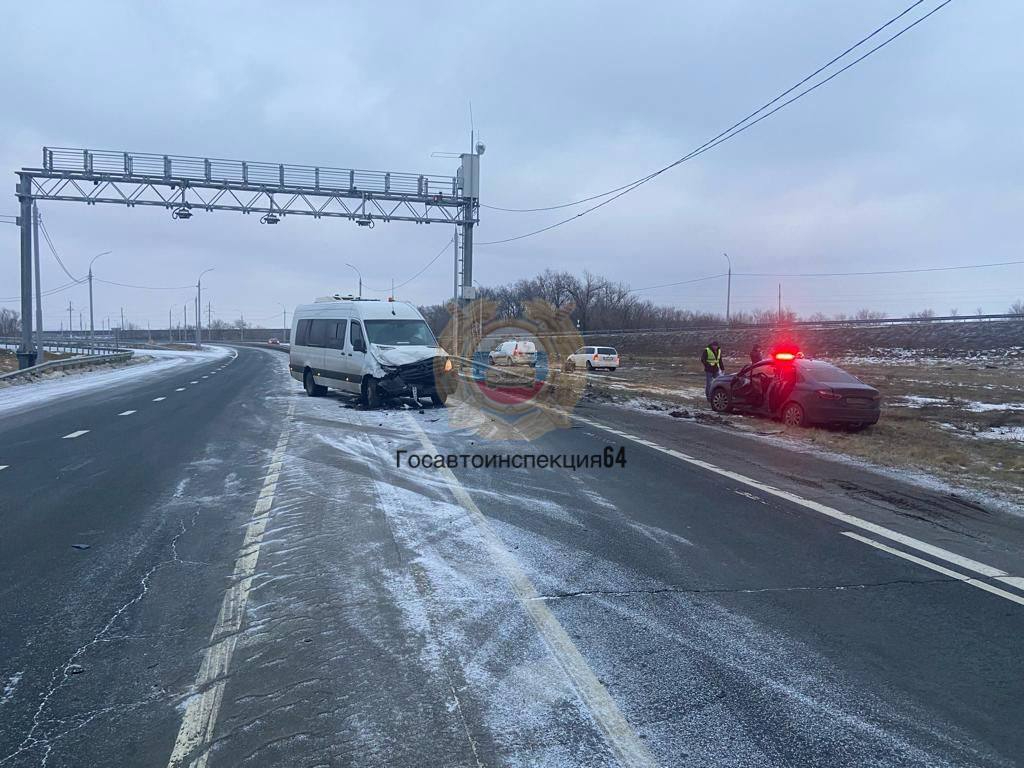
[0,351,134,383]
[0,337,129,356]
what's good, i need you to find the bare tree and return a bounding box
[854,308,886,321]
[566,271,608,332]
[0,308,19,336]
[1009,300,1024,316]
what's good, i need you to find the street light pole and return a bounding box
[276,302,288,342]
[87,251,111,340]
[196,268,214,349]
[344,263,362,298]
[723,252,732,325]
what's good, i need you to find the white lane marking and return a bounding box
[118,410,137,416]
[62,430,89,439]
[153,397,166,402]
[175,387,186,392]
[0,465,8,471]
[841,532,1024,606]
[570,413,1016,583]
[190,380,199,384]
[405,415,658,768]
[168,401,295,767]
[201,376,208,379]
[734,490,766,504]
[996,576,1024,590]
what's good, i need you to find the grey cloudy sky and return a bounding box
[1,0,1021,329]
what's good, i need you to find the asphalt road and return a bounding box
[1,345,1022,767]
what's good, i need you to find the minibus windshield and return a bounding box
[364,319,437,346]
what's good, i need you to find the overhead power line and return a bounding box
[0,277,87,302]
[735,258,1024,278]
[631,273,728,293]
[485,1,929,215]
[94,278,195,290]
[630,258,1023,295]
[361,236,455,293]
[479,0,954,245]
[38,217,84,282]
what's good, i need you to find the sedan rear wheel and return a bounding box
[710,388,731,413]
[782,402,806,427]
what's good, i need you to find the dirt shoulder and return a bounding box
[565,351,1024,507]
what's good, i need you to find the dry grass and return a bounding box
[0,348,73,374]
[579,352,1024,500]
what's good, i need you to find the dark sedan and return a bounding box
[708,355,881,429]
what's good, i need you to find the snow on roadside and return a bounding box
[0,345,232,416]
[939,423,1024,443]
[891,394,1024,411]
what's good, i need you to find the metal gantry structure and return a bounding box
[12,146,481,368]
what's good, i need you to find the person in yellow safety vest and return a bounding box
[701,340,725,400]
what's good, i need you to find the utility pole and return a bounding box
[169,308,172,343]
[207,302,211,332]
[33,202,43,361]
[723,252,732,325]
[120,306,125,333]
[67,300,73,339]
[778,284,782,321]
[183,303,188,342]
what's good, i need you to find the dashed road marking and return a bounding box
[168,401,296,768]
[175,387,186,392]
[734,490,766,504]
[0,465,8,471]
[191,381,199,384]
[201,376,208,379]
[118,410,137,416]
[405,415,658,768]
[569,413,1018,588]
[153,397,166,402]
[842,532,1024,606]
[62,430,89,439]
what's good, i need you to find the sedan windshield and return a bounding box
[364,319,437,346]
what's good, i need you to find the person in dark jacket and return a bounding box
[750,344,762,364]
[701,341,725,400]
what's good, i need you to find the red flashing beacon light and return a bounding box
[771,345,802,362]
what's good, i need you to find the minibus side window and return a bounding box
[350,321,366,353]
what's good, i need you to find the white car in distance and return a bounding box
[565,346,619,372]
[489,339,537,367]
